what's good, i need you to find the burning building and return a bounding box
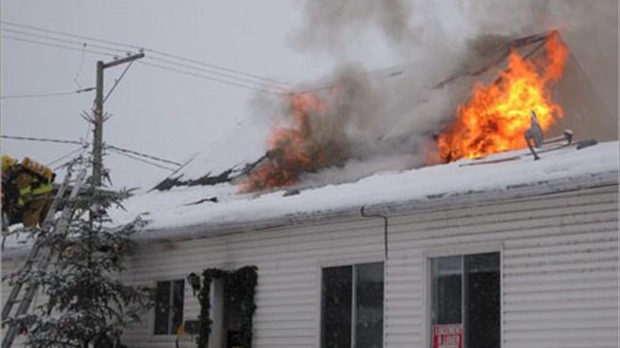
[154,31,611,195]
[3,28,618,348]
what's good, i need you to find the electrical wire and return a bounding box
[2,26,288,92]
[1,87,94,100]
[1,27,129,54]
[46,146,88,168]
[1,20,143,50]
[74,43,87,89]
[138,61,284,95]
[1,135,83,145]
[1,20,290,88]
[147,55,288,92]
[2,133,180,170]
[3,32,287,95]
[1,35,117,57]
[107,148,177,171]
[104,145,182,166]
[145,50,290,88]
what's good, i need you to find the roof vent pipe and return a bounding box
[360,206,388,260]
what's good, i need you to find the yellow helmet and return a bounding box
[2,155,17,173]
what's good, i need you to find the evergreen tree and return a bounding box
[4,170,153,348]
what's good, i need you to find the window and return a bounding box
[321,262,384,348]
[154,279,185,335]
[429,252,500,348]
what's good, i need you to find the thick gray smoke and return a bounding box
[258,0,618,189]
[292,0,416,54]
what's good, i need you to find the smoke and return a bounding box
[251,0,617,190]
[291,0,416,55]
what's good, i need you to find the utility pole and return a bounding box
[92,53,144,188]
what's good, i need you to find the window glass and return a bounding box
[321,262,384,348]
[431,256,462,325]
[321,266,352,348]
[224,276,243,348]
[172,280,185,335]
[355,262,384,348]
[154,280,185,335]
[465,253,500,348]
[429,252,500,348]
[154,281,171,335]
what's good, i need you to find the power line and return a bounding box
[138,61,284,95]
[1,20,290,88]
[104,145,182,166]
[46,146,87,168]
[145,49,290,88]
[2,134,181,167]
[107,148,177,171]
[1,20,142,50]
[2,32,287,94]
[147,55,288,92]
[1,27,129,54]
[2,26,288,92]
[1,35,117,58]
[74,43,87,89]
[1,135,84,145]
[1,87,95,100]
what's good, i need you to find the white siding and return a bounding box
[3,184,618,348]
[123,215,387,348]
[123,184,617,348]
[384,185,618,348]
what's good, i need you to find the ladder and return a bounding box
[1,168,87,348]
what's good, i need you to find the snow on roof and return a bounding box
[3,141,618,258]
[114,141,618,233]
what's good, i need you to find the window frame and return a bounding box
[152,278,186,336]
[316,255,386,348]
[423,242,503,348]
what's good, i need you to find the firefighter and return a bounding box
[2,155,55,228]
[2,156,18,229]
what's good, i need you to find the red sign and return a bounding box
[432,324,463,348]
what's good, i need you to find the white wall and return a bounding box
[122,184,618,348]
[3,184,618,348]
[384,185,618,348]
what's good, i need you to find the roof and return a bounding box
[115,141,618,236]
[3,141,618,260]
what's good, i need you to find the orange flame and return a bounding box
[437,32,569,163]
[240,93,329,192]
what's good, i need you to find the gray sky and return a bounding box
[2,1,617,190]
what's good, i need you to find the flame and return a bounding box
[436,31,569,163]
[240,93,331,192]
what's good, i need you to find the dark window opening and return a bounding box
[321,262,384,348]
[224,276,243,348]
[430,252,500,348]
[154,279,185,335]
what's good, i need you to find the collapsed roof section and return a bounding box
[153,31,609,191]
